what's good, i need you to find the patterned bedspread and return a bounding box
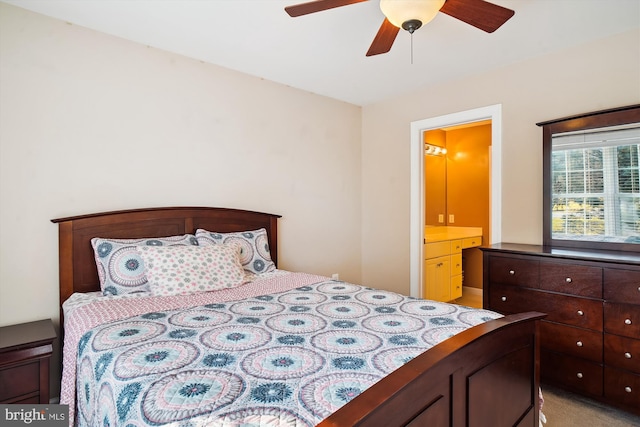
[63,272,502,426]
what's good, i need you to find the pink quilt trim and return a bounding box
[60,272,327,426]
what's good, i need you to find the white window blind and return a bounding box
[551,124,640,243]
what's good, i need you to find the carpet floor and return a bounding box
[541,384,640,426]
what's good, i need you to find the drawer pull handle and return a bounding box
[625,319,632,325]
[577,373,583,379]
[576,341,583,347]
[625,386,632,393]
[501,296,507,302]
[577,310,584,316]
[565,277,572,283]
[509,270,515,275]
[625,352,632,359]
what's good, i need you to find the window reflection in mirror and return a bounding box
[539,105,640,252]
[551,125,639,243]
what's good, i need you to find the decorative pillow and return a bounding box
[91,234,198,296]
[195,228,275,274]
[136,244,245,296]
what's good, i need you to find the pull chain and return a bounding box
[402,19,421,64]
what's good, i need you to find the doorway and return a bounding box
[409,104,503,298]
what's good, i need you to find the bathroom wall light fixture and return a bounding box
[425,143,447,156]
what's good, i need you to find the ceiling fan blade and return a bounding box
[366,18,400,57]
[285,0,368,17]
[439,0,515,33]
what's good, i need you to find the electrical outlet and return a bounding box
[449,214,455,223]
[331,273,339,280]
[438,214,444,223]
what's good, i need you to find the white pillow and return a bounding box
[136,244,246,296]
[91,234,198,296]
[195,228,275,274]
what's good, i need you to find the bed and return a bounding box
[52,206,544,427]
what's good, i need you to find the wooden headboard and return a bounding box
[51,207,281,307]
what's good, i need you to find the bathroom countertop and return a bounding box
[425,226,482,243]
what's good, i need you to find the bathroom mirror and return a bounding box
[423,122,491,227]
[424,129,447,226]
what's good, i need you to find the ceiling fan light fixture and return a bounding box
[402,19,422,33]
[379,0,445,31]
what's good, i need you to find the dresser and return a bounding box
[0,319,57,404]
[481,243,640,416]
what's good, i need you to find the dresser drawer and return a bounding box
[539,261,602,298]
[604,333,640,374]
[488,284,537,315]
[541,350,603,397]
[10,395,40,404]
[540,321,602,363]
[604,302,640,339]
[489,256,539,288]
[489,285,602,330]
[604,366,640,410]
[0,360,40,402]
[535,292,602,331]
[604,268,640,304]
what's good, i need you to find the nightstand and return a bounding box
[0,319,57,404]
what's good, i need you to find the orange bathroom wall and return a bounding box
[446,124,491,232]
[446,124,491,289]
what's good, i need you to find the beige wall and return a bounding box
[0,3,363,332]
[361,28,640,295]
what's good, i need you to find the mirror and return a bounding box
[424,129,447,226]
[423,121,492,227]
[538,105,640,252]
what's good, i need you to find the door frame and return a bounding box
[409,104,503,298]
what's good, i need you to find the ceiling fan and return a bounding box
[285,0,515,56]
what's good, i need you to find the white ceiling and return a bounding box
[4,0,639,106]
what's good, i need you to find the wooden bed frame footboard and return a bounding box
[53,207,544,427]
[322,311,545,427]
